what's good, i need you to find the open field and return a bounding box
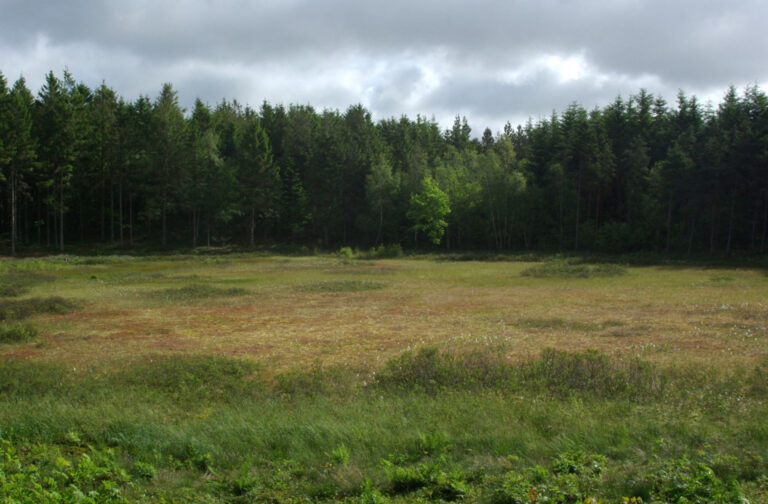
[1,253,768,503]
[2,254,768,369]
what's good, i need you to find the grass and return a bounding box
[0,296,80,321]
[148,283,251,302]
[1,349,767,502]
[1,252,768,501]
[0,322,38,344]
[295,279,386,292]
[520,260,628,278]
[0,271,54,297]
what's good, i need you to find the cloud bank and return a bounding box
[1,0,766,132]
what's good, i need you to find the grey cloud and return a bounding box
[1,0,766,130]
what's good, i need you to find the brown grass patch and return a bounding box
[7,257,768,371]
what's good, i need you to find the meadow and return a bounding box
[1,252,767,503]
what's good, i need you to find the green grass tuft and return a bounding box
[0,323,39,344]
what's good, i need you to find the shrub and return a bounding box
[366,244,404,259]
[337,246,357,259]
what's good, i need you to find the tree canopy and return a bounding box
[1,69,768,255]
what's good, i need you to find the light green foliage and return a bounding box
[0,437,131,503]
[407,176,451,245]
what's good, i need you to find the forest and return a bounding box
[1,69,767,255]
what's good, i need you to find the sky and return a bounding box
[1,0,767,134]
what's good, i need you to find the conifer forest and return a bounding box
[1,69,767,255]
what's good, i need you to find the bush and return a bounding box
[366,244,404,259]
[337,246,357,259]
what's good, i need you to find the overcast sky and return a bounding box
[1,0,766,134]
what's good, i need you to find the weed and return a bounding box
[330,444,351,466]
[0,437,132,503]
[131,460,157,480]
[640,454,746,503]
[383,455,468,500]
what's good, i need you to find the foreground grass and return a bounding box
[1,349,768,503]
[1,252,767,501]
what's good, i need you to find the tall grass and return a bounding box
[1,348,767,502]
[0,296,79,321]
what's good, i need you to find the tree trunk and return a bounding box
[376,206,383,246]
[119,181,124,246]
[558,184,564,250]
[110,179,115,243]
[191,211,196,248]
[761,190,768,254]
[161,199,167,247]
[129,194,134,246]
[574,168,582,251]
[665,191,673,253]
[709,206,717,255]
[250,206,256,247]
[750,204,759,251]
[595,191,600,231]
[59,172,64,252]
[10,169,17,256]
[726,190,735,257]
[687,215,696,256]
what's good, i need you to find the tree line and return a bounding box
[1,69,767,255]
